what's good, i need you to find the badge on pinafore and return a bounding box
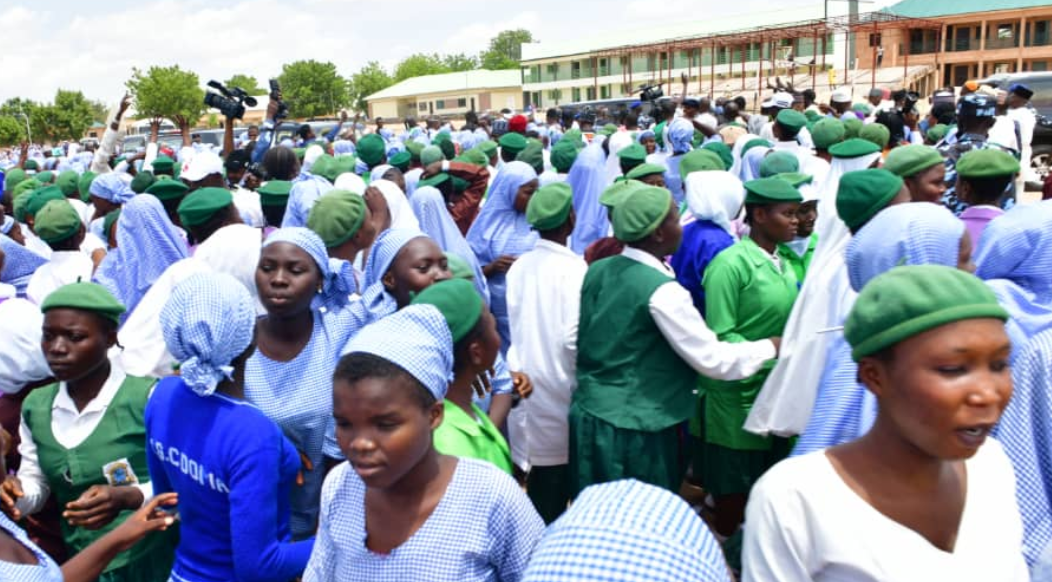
[102,458,139,486]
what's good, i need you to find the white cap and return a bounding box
[830,88,852,103]
[772,92,794,109]
[180,150,224,182]
[302,144,324,172]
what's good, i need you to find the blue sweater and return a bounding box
[669,220,735,317]
[145,377,314,582]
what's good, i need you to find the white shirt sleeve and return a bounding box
[91,125,121,175]
[15,421,50,517]
[143,141,159,169]
[649,282,776,381]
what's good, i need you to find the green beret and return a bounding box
[845,265,1008,361]
[418,172,450,189]
[454,148,489,168]
[741,138,771,158]
[599,123,618,137]
[926,124,949,144]
[24,160,39,171]
[452,176,469,194]
[956,149,1020,179]
[26,186,66,219]
[804,110,821,122]
[406,140,425,161]
[55,170,79,198]
[257,180,292,207]
[432,132,452,145]
[438,139,456,161]
[759,151,800,178]
[292,148,307,162]
[517,143,545,175]
[626,163,667,181]
[421,145,445,167]
[145,177,189,201]
[600,180,645,209]
[843,117,863,138]
[307,189,366,248]
[35,171,54,185]
[617,143,647,162]
[776,172,814,188]
[775,109,808,133]
[859,123,890,149]
[14,178,41,200]
[410,278,483,343]
[498,132,527,155]
[311,154,340,183]
[77,171,97,202]
[550,140,578,173]
[4,168,26,192]
[679,149,723,181]
[103,209,121,240]
[151,155,175,173]
[477,141,498,159]
[357,134,386,167]
[811,118,846,150]
[612,185,672,242]
[744,177,803,205]
[829,138,881,159]
[40,281,126,325]
[389,151,412,171]
[852,102,873,115]
[526,182,573,231]
[177,187,233,227]
[130,171,156,194]
[34,199,83,244]
[444,252,475,280]
[836,169,905,232]
[701,141,733,170]
[883,145,944,178]
[334,155,357,177]
[563,129,585,149]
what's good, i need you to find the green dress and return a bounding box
[700,236,799,495]
[777,232,819,283]
[434,401,513,475]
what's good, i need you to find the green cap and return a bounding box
[34,199,83,243]
[599,123,618,137]
[617,143,647,162]
[526,182,573,231]
[357,134,386,167]
[744,177,804,205]
[599,180,645,209]
[421,145,445,167]
[741,138,771,157]
[926,124,949,144]
[151,155,175,173]
[477,141,498,159]
[311,154,340,183]
[883,145,944,178]
[775,172,814,188]
[851,102,873,115]
[701,141,733,170]
[145,177,189,201]
[177,187,233,227]
[775,109,808,133]
[334,155,357,177]
[40,281,126,325]
[759,151,800,178]
[35,171,54,184]
[103,209,121,240]
[77,171,97,202]
[836,169,905,232]
[26,186,66,219]
[55,170,79,198]
[130,171,156,194]
[454,148,489,168]
[4,168,26,193]
[956,149,1020,179]
[257,180,292,207]
[843,117,863,139]
[498,132,527,155]
[679,149,724,181]
[550,140,578,173]
[307,189,367,248]
[859,123,890,149]
[24,160,39,171]
[829,138,881,159]
[811,118,846,150]
[406,140,425,161]
[410,278,483,342]
[389,151,412,171]
[517,143,544,175]
[444,252,475,280]
[612,185,673,242]
[626,163,666,181]
[563,129,585,149]
[845,265,1008,361]
[418,172,450,189]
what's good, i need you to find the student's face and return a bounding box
[641,137,657,155]
[6,221,25,246]
[859,318,1012,460]
[475,309,501,371]
[756,202,800,243]
[512,179,539,213]
[256,242,321,316]
[795,200,818,237]
[41,309,114,382]
[905,164,947,204]
[382,170,406,195]
[384,237,450,308]
[639,174,666,188]
[248,127,259,140]
[91,196,118,220]
[958,232,975,273]
[333,376,443,489]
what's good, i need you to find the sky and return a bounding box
[1,0,898,105]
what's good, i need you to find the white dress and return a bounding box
[743,438,1029,581]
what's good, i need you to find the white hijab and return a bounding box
[334,172,367,195]
[372,179,420,231]
[684,171,744,237]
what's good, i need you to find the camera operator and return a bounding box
[250,89,286,165]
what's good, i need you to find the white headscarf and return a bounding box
[729,133,761,177]
[334,172,367,195]
[302,145,325,173]
[371,179,419,230]
[684,171,744,237]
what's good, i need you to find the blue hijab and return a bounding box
[263,227,354,313]
[466,161,538,263]
[564,143,608,255]
[410,186,490,304]
[1,234,49,297]
[360,227,429,320]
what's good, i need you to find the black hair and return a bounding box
[931,102,956,126]
[620,157,643,175]
[961,175,1013,205]
[743,203,758,225]
[47,230,81,251]
[802,89,816,103]
[546,107,560,120]
[261,202,286,227]
[225,149,249,172]
[262,146,300,181]
[451,315,487,376]
[525,130,540,139]
[335,352,437,410]
[186,203,237,246]
[774,120,801,140]
[733,96,747,109]
[297,124,312,139]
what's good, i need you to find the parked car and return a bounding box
[978,72,1052,184]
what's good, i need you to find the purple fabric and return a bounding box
[960,206,1003,249]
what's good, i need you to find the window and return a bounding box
[1029,21,1051,46]
[586,87,596,101]
[418,102,428,111]
[868,33,882,47]
[435,99,446,110]
[572,87,582,102]
[457,98,467,108]
[600,85,611,99]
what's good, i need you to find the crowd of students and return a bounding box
[0,78,1049,581]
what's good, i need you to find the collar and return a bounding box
[54,360,126,417]
[960,205,1004,217]
[48,250,93,267]
[533,239,577,257]
[621,246,673,274]
[442,400,483,437]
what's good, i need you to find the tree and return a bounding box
[50,90,96,141]
[443,53,479,72]
[393,53,450,82]
[223,74,265,95]
[278,60,349,119]
[126,65,206,124]
[88,99,110,124]
[0,116,25,146]
[348,61,395,113]
[480,29,534,70]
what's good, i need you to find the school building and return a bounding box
[365,70,523,121]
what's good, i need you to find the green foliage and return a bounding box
[49,90,96,141]
[0,116,25,146]
[394,53,450,82]
[223,74,265,95]
[443,53,480,72]
[125,65,206,122]
[278,60,349,119]
[480,29,534,70]
[88,99,110,124]
[348,61,395,113]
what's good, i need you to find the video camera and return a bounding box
[204,80,257,120]
[269,79,289,121]
[639,84,664,103]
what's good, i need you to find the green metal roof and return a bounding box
[885,0,1051,18]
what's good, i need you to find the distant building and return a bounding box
[365,70,523,120]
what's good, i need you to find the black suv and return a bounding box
[978,72,1052,185]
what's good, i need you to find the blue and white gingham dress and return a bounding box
[304,458,544,582]
[0,512,62,582]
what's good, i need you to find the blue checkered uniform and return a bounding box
[0,512,62,581]
[0,234,48,297]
